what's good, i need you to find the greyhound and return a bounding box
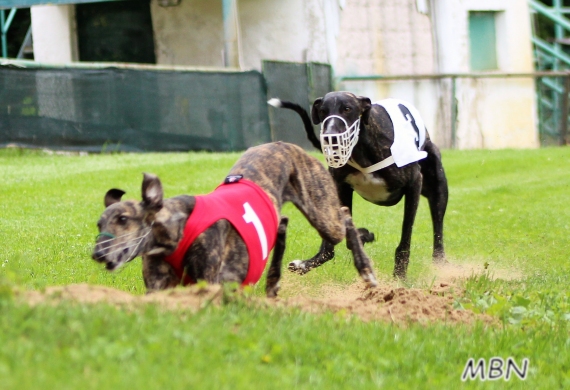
[269,92,448,278]
[92,141,378,296]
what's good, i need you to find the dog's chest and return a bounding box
[345,172,392,203]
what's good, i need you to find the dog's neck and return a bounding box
[144,195,196,257]
[347,135,394,173]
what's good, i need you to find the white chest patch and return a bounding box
[345,172,391,203]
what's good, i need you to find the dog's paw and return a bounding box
[266,283,280,298]
[357,228,375,244]
[362,271,378,288]
[432,252,447,265]
[288,260,309,275]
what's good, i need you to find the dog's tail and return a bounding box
[267,98,321,150]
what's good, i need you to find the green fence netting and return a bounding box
[0,65,271,152]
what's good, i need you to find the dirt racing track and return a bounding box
[20,262,507,326]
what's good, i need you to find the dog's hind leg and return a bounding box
[266,217,289,298]
[419,140,448,264]
[341,207,378,287]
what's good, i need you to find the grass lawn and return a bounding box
[1,145,570,388]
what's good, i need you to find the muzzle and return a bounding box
[320,115,361,168]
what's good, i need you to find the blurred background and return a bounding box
[0,0,567,152]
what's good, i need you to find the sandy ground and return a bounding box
[17,261,518,326]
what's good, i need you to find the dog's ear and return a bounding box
[358,96,372,125]
[104,189,125,207]
[311,97,324,125]
[142,173,163,210]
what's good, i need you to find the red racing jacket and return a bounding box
[163,178,279,286]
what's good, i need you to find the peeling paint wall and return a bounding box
[334,0,444,145]
[432,0,538,149]
[335,0,434,76]
[334,0,537,149]
[29,0,537,150]
[150,0,329,70]
[150,0,224,67]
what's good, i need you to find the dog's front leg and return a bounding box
[393,175,423,279]
[341,207,378,288]
[288,240,335,275]
[338,180,374,249]
[266,217,289,298]
[288,182,350,274]
[142,255,179,293]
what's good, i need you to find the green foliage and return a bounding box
[457,272,570,329]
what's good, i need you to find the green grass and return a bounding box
[1,146,570,388]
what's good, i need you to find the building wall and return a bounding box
[150,0,224,67]
[30,5,78,126]
[150,0,329,69]
[333,0,537,149]
[334,0,444,145]
[433,0,537,149]
[28,0,538,150]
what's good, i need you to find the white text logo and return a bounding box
[461,357,529,381]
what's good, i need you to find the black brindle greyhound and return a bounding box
[269,92,448,278]
[92,142,377,296]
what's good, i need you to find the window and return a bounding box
[76,1,156,64]
[469,11,498,71]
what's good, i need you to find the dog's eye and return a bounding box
[117,216,128,224]
[343,106,352,113]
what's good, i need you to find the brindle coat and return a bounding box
[92,141,378,296]
[270,92,448,278]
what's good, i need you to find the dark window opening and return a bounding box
[76,0,156,64]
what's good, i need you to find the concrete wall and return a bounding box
[30,5,78,63]
[432,0,538,149]
[150,0,225,67]
[334,0,537,149]
[28,0,538,150]
[334,0,445,145]
[30,5,78,124]
[150,0,329,69]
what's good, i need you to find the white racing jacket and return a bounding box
[374,98,428,168]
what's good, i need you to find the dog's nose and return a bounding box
[92,250,105,261]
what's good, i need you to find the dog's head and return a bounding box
[310,92,371,167]
[311,91,372,131]
[92,173,185,271]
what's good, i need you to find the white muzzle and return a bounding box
[320,115,360,168]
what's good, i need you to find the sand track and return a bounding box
[19,276,496,326]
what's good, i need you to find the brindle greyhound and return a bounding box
[92,141,377,296]
[269,92,448,278]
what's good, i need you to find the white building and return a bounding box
[29,0,538,149]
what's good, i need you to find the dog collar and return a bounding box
[347,156,395,173]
